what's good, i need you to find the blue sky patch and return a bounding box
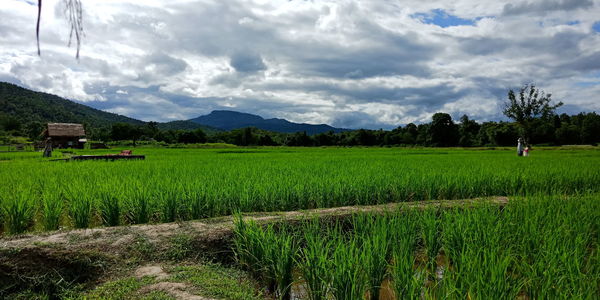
[413,9,477,28]
[593,21,600,33]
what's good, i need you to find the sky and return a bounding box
[1,0,600,129]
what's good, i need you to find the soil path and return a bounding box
[0,197,508,252]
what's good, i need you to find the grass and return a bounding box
[1,147,599,234]
[170,263,264,300]
[231,193,599,299]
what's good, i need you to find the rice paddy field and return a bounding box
[0,146,599,234]
[233,193,600,299]
[1,146,599,299]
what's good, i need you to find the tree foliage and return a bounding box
[503,84,563,142]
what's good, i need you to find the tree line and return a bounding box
[19,110,593,147]
[1,85,599,147]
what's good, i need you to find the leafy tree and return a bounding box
[458,115,480,147]
[0,116,22,132]
[111,123,143,146]
[428,113,459,147]
[503,84,563,143]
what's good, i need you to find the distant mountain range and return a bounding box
[189,110,348,135]
[0,82,348,134]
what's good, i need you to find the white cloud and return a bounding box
[1,0,599,129]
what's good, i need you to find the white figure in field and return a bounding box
[517,138,524,156]
[524,146,530,157]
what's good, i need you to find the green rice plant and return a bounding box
[233,216,266,280]
[355,215,391,300]
[99,192,120,227]
[391,246,423,300]
[264,228,298,300]
[297,221,332,300]
[68,192,93,229]
[388,210,421,300]
[125,187,150,224]
[1,187,35,234]
[329,236,366,300]
[1,148,600,233]
[41,190,63,231]
[421,209,442,274]
[233,217,298,299]
[158,188,180,223]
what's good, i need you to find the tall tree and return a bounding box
[503,84,563,143]
[428,113,459,147]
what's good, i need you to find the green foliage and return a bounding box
[504,84,563,142]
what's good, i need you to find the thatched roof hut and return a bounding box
[45,123,86,137]
[43,123,86,148]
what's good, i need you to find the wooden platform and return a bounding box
[71,155,145,161]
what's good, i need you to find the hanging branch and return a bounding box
[64,0,84,59]
[36,0,84,59]
[36,0,42,56]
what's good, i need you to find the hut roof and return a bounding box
[46,123,86,137]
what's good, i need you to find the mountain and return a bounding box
[0,82,216,132]
[0,82,144,128]
[1,82,344,134]
[157,120,220,133]
[189,110,348,135]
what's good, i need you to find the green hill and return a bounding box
[0,82,218,134]
[0,82,144,128]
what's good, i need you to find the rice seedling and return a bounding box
[1,186,35,234]
[329,236,366,300]
[99,192,120,227]
[230,192,598,300]
[296,223,332,300]
[67,191,93,229]
[0,147,598,235]
[354,215,391,300]
[41,190,63,231]
[233,217,298,299]
[125,186,150,224]
[421,209,442,275]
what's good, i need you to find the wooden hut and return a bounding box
[43,123,86,149]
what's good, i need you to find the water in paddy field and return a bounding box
[286,252,449,300]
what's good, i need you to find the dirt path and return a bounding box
[0,196,507,251]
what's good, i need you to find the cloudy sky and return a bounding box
[1,0,600,129]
